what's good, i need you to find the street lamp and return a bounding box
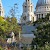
[19,31,21,41]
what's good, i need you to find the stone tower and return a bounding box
[21,0,36,24]
[0,0,4,17]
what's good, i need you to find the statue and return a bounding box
[7,32,16,43]
[11,32,16,43]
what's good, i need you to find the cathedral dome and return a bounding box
[36,0,50,7]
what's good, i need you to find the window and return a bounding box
[33,17,34,22]
[45,0,46,3]
[47,6,48,8]
[0,4,1,7]
[26,0,27,2]
[45,7,46,8]
[39,14,40,19]
[25,6,27,12]
[25,6,27,8]
[37,14,38,19]
[23,16,26,20]
[42,14,43,17]
[0,4,1,8]
[0,11,1,16]
[0,6,1,7]
[0,7,1,10]
[31,6,32,12]
[2,11,3,13]
[28,0,29,1]
[42,14,44,18]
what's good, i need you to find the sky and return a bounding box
[2,0,38,20]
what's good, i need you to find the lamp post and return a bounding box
[19,31,22,50]
[19,31,21,41]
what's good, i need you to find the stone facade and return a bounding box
[21,0,50,23]
[0,0,4,17]
[35,0,50,20]
[21,0,36,24]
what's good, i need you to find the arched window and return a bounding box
[25,6,27,8]
[0,11,1,16]
[28,0,29,1]
[37,14,38,19]
[24,6,27,12]
[31,6,32,12]
[45,0,46,3]
[39,14,40,19]
[42,14,43,18]
[23,16,26,20]
[26,0,27,2]
[33,17,34,22]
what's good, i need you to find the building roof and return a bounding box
[36,0,50,7]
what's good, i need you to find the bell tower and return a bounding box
[21,0,36,24]
[0,0,4,17]
[26,0,31,3]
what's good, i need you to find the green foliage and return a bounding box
[31,13,50,50]
[6,17,21,34]
[0,16,21,44]
[23,46,27,50]
[0,46,4,50]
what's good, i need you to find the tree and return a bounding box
[0,16,21,46]
[0,3,21,48]
[31,13,50,50]
[6,17,21,34]
[0,46,4,50]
